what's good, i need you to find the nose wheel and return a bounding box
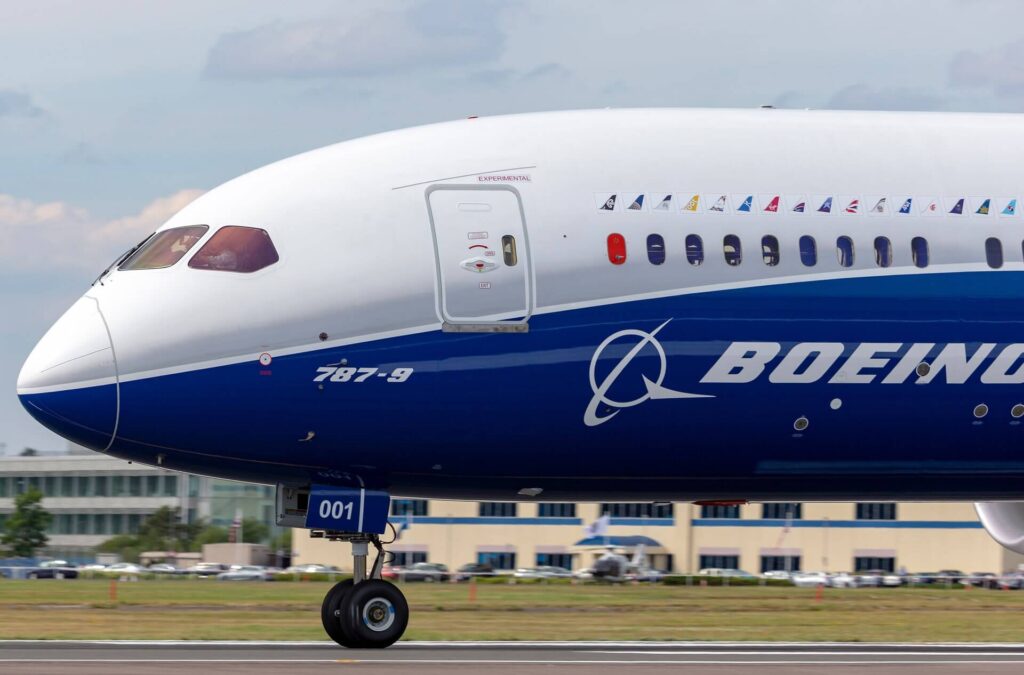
[319,533,409,648]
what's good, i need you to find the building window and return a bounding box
[647,234,666,265]
[600,503,673,518]
[761,503,802,519]
[27,476,41,493]
[76,513,90,534]
[912,237,929,268]
[93,476,108,497]
[854,556,895,573]
[699,554,739,570]
[163,475,178,497]
[761,235,780,266]
[391,551,428,566]
[986,237,1003,269]
[723,234,742,266]
[538,503,576,518]
[874,236,893,268]
[685,234,704,266]
[57,514,73,534]
[146,475,160,496]
[59,476,72,496]
[478,552,516,569]
[479,502,517,517]
[0,477,7,498]
[837,236,855,267]
[129,476,142,497]
[76,476,90,497]
[94,513,108,535]
[799,235,817,267]
[391,499,429,517]
[537,553,574,569]
[110,513,124,534]
[112,475,125,496]
[43,476,56,495]
[700,504,740,519]
[607,233,626,265]
[856,503,897,520]
[127,514,142,534]
[761,555,801,573]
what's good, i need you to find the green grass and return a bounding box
[2,579,1023,641]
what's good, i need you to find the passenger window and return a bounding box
[119,226,209,271]
[685,234,704,266]
[646,234,665,265]
[874,236,893,268]
[986,237,1003,269]
[723,234,742,266]
[761,235,780,266]
[911,237,928,268]
[188,226,279,273]
[607,233,626,265]
[799,235,817,267]
[836,236,855,268]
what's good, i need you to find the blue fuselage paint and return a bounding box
[19,271,1024,501]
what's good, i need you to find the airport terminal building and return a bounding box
[295,499,1024,576]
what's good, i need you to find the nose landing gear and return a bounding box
[318,533,409,648]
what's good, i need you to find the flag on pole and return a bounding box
[583,515,610,538]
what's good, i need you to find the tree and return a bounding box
[240,518,269,544]
[2,488,52,557]
[192,525,229,550]
[137,506,199,551]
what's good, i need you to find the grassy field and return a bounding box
[2,579,1024,641]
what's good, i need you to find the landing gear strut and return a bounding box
[318,532,409,648]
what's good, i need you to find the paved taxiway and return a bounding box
[4,641,1024,674]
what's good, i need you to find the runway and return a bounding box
[4,641,1024,674]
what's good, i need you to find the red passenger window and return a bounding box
[607,233,626,265]
[119,226,208,271]
[188,226,279,273]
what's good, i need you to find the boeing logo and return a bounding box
[584,320,712,427]
[586,335,1024,427]
[702,342,1024,385]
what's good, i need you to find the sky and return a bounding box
[2,0,1024,453]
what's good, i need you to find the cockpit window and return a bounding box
[119,226,209,271]
[188,226,279,273]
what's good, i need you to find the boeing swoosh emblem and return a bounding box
[584,319,713,427]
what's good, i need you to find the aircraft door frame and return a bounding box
[426,184,533,331]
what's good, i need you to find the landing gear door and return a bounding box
[427,185,532,330]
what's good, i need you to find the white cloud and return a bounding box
[0,90,44,118]
[825,84,944,112]
[0,189,204,272]
[204,1,511,79]
[949,39,1024,98]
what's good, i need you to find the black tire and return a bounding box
[321,579,360,647]
[339,579,408,648]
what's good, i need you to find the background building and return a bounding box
[0,446,282,562]
[294,499,1024,575]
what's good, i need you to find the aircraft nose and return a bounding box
[17,296,119,451]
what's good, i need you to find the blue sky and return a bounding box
[3,0,1024,453]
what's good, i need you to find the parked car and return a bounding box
[934,569,966,585]
[761,570,792,581]
[791,571,830,587]
[828,572,858,588]
[217,565,272,581]
[962,572,1000,589]
[514,566,573,580]
[147,564,180,574]
[27,560,79,579]
[398,562,450,582]
[285,564,342,575]
[105,562,142,575]
[81,563,108,572]
[455,563,496,581]
[626,567,665,583]
[697,568,756,579]
[999,572,1024,590]
[907,572,937,585]
[381,564,402,580]
[188,562,230,577]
